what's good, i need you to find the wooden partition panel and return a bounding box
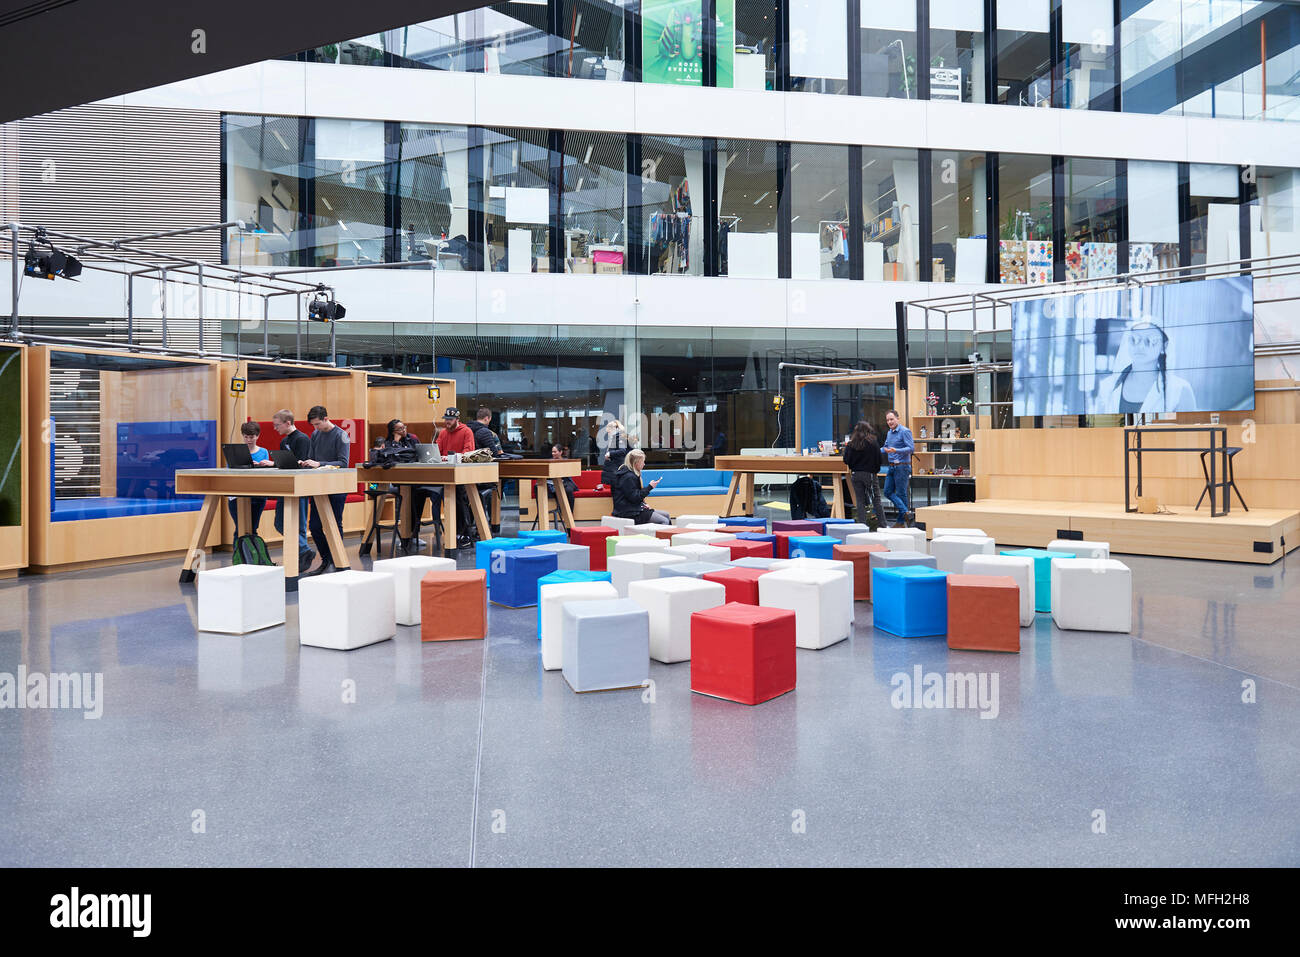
[0,344,27,575]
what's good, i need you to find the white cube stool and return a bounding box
[628,576,727,663]
[930,526,987,540]
[731,557,794,571]
[530,541,591,571]
[962,553,1036,626]
[785,556,856,622]
[197,564,286,635]
[845,530,913,551]
[672,543,732,563]
[561,598,650,692]
[824,522,871,542]
[673,531,733,547]
[930,535,996,575]
[539,580,618,671]
[298,570,396,650]
[607,551,689,597]
[684,524,724,531]
[1047,538,1111,560]
[891,527,928,553]
[758,567,851,650]
[621,523,662,536]
[614,535,669,557]
[1051,558,1133,633]
[600,515,635,531]
[371,555,456,626]
[675,514,720,527]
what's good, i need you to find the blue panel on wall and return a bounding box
[800,384,833,449]
[115,420,216,500]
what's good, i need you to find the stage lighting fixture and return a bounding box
[21,239,81,280]
[307,286,346,322]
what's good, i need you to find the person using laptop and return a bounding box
[381,419,435,554]
[226,421,268,536]
[300,405,351,577]
[434,408,480,549]
[265,409,314,571]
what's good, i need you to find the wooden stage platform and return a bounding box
[914,499,1299,564]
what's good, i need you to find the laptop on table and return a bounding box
[222,443,254,469]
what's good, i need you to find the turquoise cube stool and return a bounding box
[519,529,568,547]
[871,566,949,637]
[475,537,527,588]
[718,516,767,531]
[787,535,838,560]
[1000,548,1073,613]
[536,569,613,635]
[489,547,559,608]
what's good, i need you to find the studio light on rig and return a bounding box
[22,229,81,280]
[307,285,346,322]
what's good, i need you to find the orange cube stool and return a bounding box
[726,525,766,534]
[420,569,487,642]
[832,543,887,600]
[946,574,1020,652]
[701,566,768,605]
[707,538,774,561]
[569,525,618,572]
[653,527,694,541]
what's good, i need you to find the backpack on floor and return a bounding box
[789,475,832,520]
[232,533,274,566]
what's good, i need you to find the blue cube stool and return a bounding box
[536,569,613,635]
[561,598,650,693]
[490,546,559,608]
[787,535,838,560]
[519,529,568,547]
[475,537,527,586]
[871,566,949,637]
[718,516,767,531]
[734,532,777,551]
[1000,548,1074,613]
[660,560,732,579]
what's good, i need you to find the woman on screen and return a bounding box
[1095,318,1197,414]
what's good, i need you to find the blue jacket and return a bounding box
[883,424,914,466]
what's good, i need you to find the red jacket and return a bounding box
[436,422,475,455]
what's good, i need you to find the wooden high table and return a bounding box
[355,462,499,556]
[175,468,358,584]
[495,459,581,530]
[714,454,858,519]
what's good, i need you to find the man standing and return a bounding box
[300,405,351,577]
[435,408,478,549]
[264,409,314,569]
[467,406,502,535]
[882,409,914,528]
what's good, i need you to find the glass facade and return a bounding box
[930,150,990,282]
[288,1,1300,121]
[718,138,780,277]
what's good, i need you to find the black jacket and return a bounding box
[280,429,311,461]
[611,466,651,519]
[601,445,629,487]
[843,439,882,474]
[468,420,502,455]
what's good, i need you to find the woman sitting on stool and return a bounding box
[612,448,670,525]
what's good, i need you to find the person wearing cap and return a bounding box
[1095,317,1197,414]
[433,408,481,548]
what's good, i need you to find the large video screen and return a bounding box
[1012,275,1255,416]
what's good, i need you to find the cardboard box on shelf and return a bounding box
[594,262,621,275]
[569,257,593,274]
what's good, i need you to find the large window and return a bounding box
[561,130,628,273]
[1252,165,1300,260]
[396,124,476,268]
[1063,156,1121,279]
[718,138,780,278]
[733,0,778,90]
[223,114,308,267]
[557,0,631,80]
[930,150,989,282]
[639,134,705,276]
[483,127,552,273]
[998,152,1054,283]
[1127,159,1181,274]
[861,3,919,99]
[996,0,1052,106]
[930,0,986,103]
[311,119,388,266]
[790,0,848,94]
[789,142,852,279]
[1058,0,1117,110]
[1187,162,1243,267]
[862,146,920,281]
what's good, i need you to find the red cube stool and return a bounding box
[773,530,814,559]
[420,569,487,642]
[691,602,797,705]
[946,574,1021,653]
[701,566,768,605]
[569,525,618,572]
[833,543,887,600]
[708,538,775,561]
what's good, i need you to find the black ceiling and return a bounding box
[0,0,484,123]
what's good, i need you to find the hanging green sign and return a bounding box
[642,0,734,87]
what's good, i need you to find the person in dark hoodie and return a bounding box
[611,448,669,525]
[300,405,351,577]
[599,417,631,488]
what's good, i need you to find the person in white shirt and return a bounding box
[1094,317,1197,415]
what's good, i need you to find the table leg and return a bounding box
[830,475,845,519]
[491,482,502,527]
[537,480,551,530]
[722,472,741,518]
[236,498,252,538]
[742,472,755,515]
[313,494,350,570]
[399,486,414,540]
[555,481,577,532]
[283,496,300,579]
[443,483,456,555]
[467,482,492,541]
[179,495,219,583]
[846,475,860,518]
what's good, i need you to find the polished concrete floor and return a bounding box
[2,508,1298,867]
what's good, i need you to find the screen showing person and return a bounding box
[1011,275,1254,416]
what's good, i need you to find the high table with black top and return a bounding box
[355,461,499,556]
[1124,425,1233,517]
[175,467,357,586]
[496,458,581,530]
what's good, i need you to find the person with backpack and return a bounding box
[226,420,268,537]
[843,420,887,530]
